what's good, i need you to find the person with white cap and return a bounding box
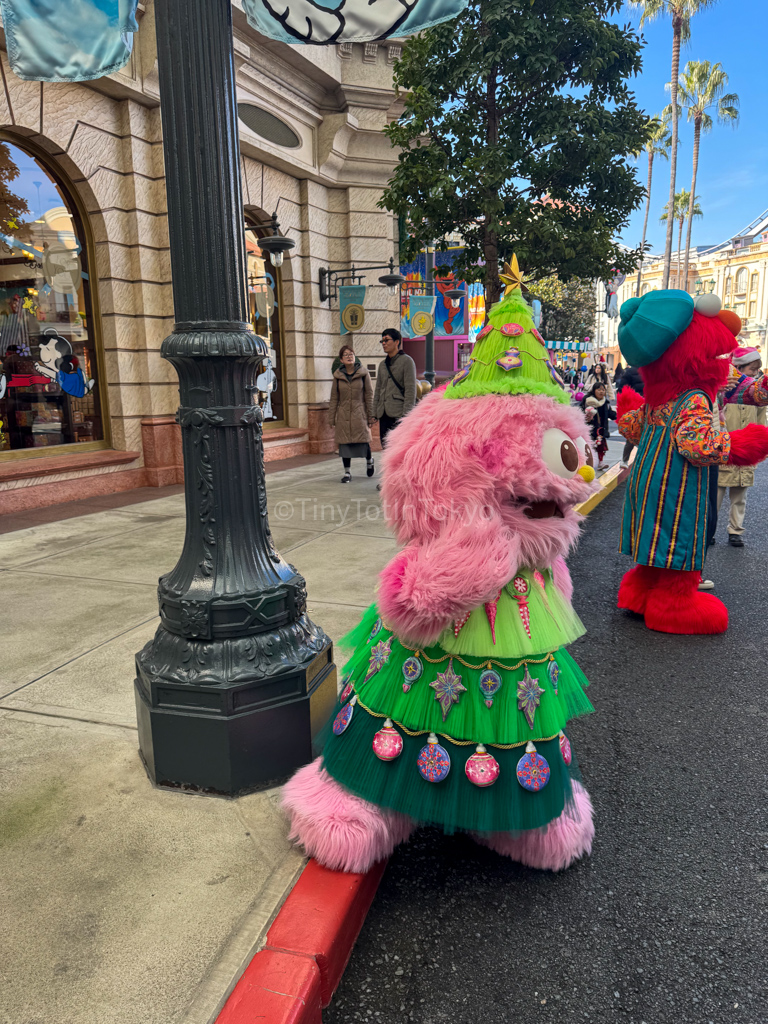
[717,346,766,547]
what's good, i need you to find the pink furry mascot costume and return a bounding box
[284,259,599,873]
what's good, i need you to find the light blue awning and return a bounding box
[547,341,595,351]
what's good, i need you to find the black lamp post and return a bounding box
[424,247,435,385]
[134,0,336,795]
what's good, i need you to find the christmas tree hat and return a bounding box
[445,255,568,405]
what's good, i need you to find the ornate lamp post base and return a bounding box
[135,635,336,793]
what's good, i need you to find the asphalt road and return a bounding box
[326,475,768,1024]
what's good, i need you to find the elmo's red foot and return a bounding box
[617,564,657,615]
[641,567,728,635]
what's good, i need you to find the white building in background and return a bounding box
[595,209,768,370]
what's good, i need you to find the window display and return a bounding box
[246,221,285,424]
[0,139,103,454]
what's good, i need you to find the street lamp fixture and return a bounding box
[377,257,407,296]
[255,211,295,269]
[319,257,405,303]
[443,286,467,309]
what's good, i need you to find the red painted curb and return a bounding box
[215,858,387,1023]
[217,948,322,1024]
[268,858,388,1006]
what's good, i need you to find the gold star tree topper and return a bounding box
[499,254,523,296]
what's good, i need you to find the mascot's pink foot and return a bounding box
[475,781,594,872]
[282,757,415,873]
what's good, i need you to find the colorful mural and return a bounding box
[400,249,469,339]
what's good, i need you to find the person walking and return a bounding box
[328,344,375,483]
[617,364,644,468]
[585,359,615,399]
[373,328,417,448]
[582,382,616,471]
[717,347,766,547]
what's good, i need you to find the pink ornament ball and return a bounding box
[464,745,500,787]
[372,719,403,761]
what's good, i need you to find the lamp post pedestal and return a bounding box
[135,0,335,795]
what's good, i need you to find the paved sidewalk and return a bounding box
[0,454,396,1024]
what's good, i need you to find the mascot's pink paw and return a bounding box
[282,757,415,873]
[475,781,594,872]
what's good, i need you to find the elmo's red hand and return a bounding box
[617,386,644,421]
[728,423,768,466]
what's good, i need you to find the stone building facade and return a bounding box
[0,1,403,513]
[595,210,768,371]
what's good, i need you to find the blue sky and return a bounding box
[614,0,768,254]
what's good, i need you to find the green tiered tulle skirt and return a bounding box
[320,568,594,835]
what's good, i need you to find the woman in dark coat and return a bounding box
[329,344,375,483]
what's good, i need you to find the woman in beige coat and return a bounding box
[717,348,766,546]
[329,344,375,483]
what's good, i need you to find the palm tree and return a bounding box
[660,189,702,289]
[635,113,672,296]
[630,0,719,289]
[675,60,739,284]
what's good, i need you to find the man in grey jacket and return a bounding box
[373,328,418,448]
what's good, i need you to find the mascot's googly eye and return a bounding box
[574,436,595,469]
[541,428,579,479]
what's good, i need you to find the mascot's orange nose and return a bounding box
[578,465,595,482]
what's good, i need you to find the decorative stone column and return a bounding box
[134,0,336,794]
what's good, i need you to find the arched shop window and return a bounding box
[245,217,286,425]
[0,138,104,456]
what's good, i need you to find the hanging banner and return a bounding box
[339,284,366,335]
[243,0,467,45]
[0,0,139,82]
[408,295,436,337]
[467,282,485,341]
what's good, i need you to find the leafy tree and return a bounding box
[660,188,702,287]
[672,60,739,282]
[530,277,596,346]
[0,143,29,228]
[635,113,672,296]
[381,0,651,306]
[629,0,720,289]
